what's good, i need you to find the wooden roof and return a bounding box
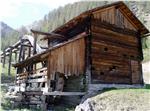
[53,1,149,36]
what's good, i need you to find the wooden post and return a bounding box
[17,39,23,74]
[18,40,23,62]
[2,51,6,68]
[27,46,32,72]
[2,51,6,75]
[22,46,26,61]
[28,46,31,57]
[33,33,37,55]
[33,33,37,75]
[85,15,92,87]
[8,48,12,76]
[137,33,144,84]
[15,51,18,63]
[85,35,92,85]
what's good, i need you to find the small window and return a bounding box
[130,55,134,58]
[112,66,117,69]
[109,66,117,71]
[100,72,104,75]
[104,47,108,51]
[123,54,127,57]
[91,66,95,70]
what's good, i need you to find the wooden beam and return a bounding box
[21,43,32,47]
[92,18,138,37]
[29,72,47,78]
[31,29,65,40]
[40,46,48,49]
[43,92,85,96]
[22,91,43,95]
[27,78,47,83]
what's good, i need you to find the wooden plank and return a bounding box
[47,35,86,77]
[27,78,47,83]
[29,72,47,78]
[92,71,130,78]
[91,18,138,36]
[22,101,42,104]
[16,72,28,77]
[16,75,27,80]
[92,41,139,54]
[16,79,26,84]
[92,35,138,50]
[43,92,86,96]
[92,47,139,60]
[29,67,47,74]
[31,29,65,40]
[91,27,138,46]
[22,91,43,95]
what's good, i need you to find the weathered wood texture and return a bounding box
[47,37,85,78]
[90,19,142,84]
[92,6,137,31]
[12,2,147,88]
[131,60,143,84]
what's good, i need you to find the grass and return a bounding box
[145,84,150,89]
[85,88,150,111]
[0,63,16,83]
[0,63,16,76]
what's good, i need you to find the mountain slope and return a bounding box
[1,22,20,50]
[1,22,15,37]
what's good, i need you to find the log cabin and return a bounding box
[2,1,149,108]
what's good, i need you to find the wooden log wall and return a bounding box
[47,37,85,79]
[91,20,142,84]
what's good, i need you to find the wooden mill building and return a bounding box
[1,1,149,108]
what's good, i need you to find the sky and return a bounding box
[0,0,80,29]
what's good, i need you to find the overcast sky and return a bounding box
[0,0,81,29]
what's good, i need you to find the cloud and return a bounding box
[0,0,21,20]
